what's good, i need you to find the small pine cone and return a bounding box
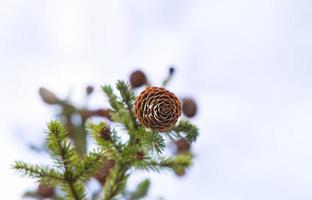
[182,97,197,118]
[135,87,182,132]
[86,85,94,95]
[130,70,147,88]
[135,151,145,160]
[99,125,111,140]
[37,183,54,198]
[169,66,175,75]
[95,159,115,185]
[39,87,59,105]
[175,139,191,154]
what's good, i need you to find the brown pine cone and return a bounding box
[37,183,54,198]
[39,87,59,105]
[130,70,147,88]
[134,87,182,132]
[135,151,145,160]
[95,159,115,185]
[182,97,197,118]
[86,85,94,95]
[175,139,191,154]
[99,125,111,141]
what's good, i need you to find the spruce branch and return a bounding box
[14,78,199,200]
[133,154,192,173]
[75,150,105,182]
[116,80,138,130]
[87,122,122,155]
[134,128,165,155]
[129,179,150,200]
[102,85,124,112]
[102,85,134,131]
[169,119,199,142]
[103,163,129,200]
[47,121,86,200]
[13,161,63,184]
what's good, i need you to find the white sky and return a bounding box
[1,0,312,199]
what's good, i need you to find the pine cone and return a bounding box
[37,183,54,198]
[130,70,147,88]
[95,159,115,185]
[182,97,197,118]
[39,87,59,105]
[86,85,94,95]
[99,125,111,141]
[175,139,191,154]
[135,87,182,132]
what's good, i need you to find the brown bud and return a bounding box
[99,125,111,141]
[39,87,59,105]
[175,139,191,154]
[135,87,182,132]
[37,183,54,198]
[86,85,94,95]
[182,98,197,118]
[130,70,147,88]
[169,66,175,75]
[135,151,145,160]
[95,159,115,185]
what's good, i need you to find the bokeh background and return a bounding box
[1,0,312,199]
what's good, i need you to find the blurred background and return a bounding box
[1,0,312,199]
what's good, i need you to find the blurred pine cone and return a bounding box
[39,87,59,105]
[37,183,54,198]
[86,85,94,95]
[95,160,115,185]
[99,124,111,141]
[130,70,147,88]
[175,139,191,154]
[182,98,197,118]
[135,87,181,132]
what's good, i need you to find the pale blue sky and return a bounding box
[1,0,312,199]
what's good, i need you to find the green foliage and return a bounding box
[134,128,165,155]
[133,153,192,173]
[129,179,150,200]
[86,122,122,156]
[13,161,62,185]
[167,119,199,142]
[13,121,105,200]
[13,80,199,200]
[102,84,134,131]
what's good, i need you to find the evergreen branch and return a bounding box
[74,150,105,182]
[133,154,192,173]
[13,161,63,184]
[47,121,86,200]
[103,163,129,200]
[59,181,86,200]
[102,85,124,112]
[47,121,80,169]
[13,81,199,200]
[134,128,165,155]
[116,80,138,130]
[87,122,121,154]
[129,179,150,200]
[170,119,199,142]
[102,85,134,131]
